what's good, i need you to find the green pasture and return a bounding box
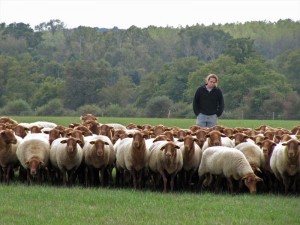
[0,184,299,225]
[10,116,300,130]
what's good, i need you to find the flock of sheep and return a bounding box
[0,115,299,195]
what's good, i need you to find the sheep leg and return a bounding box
[130,170,137,189]
[160,172,168,193]
[170,173,177,192]
[282,175,291,195]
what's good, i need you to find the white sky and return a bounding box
[0,0,299,29]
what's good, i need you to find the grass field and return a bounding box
[1,184,299,225]
[2,116,299,224]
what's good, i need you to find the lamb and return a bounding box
[0,129,22,184]
[148,140,183,192]
[50,137,83,186]
[115,132,149,189]
[83,135,114,187]
[16,136,50,184]
[198,146,263,194]
[270,139,300,194]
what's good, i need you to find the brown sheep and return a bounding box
[0,130,21,184]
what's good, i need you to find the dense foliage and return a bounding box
[0,19,299,119]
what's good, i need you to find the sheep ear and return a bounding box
[241,175,249,180]
[40,160,45,167]
[76,140,83,145]
[256,167,262,173]
[255,176,263,182]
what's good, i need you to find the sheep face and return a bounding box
[233,133,249,146]
[194,129,207,148]
[206,130,223,146]
[282,139,300,159]
[47,128,62,145]
[260,139,276,159]
[160,142,180,160]
[0,130,17,145]
[183,136,196,153]
[26,158,44,177]
[132,132,146,149]
[242,174,263,194]
[61,137,82,154]
[90,139,109,157]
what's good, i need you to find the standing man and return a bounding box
[193,74,224,128]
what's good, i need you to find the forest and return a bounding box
[0,19,299,119]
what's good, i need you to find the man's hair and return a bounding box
[205,74,219,86]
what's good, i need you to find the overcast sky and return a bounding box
[0,0,299,29]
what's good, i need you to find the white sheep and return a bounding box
[50,137,83,186]
[198,146,263,194]
[16,136,50,184]
[83,135,114,187]
[115,132,149,189]
[148,140,183,192]
[235,142,264,175]
[270,139,300,194]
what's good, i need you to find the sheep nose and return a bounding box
[31,170,37,176]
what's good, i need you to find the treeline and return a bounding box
[0,19,299,119]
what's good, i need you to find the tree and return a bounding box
[144,96,173,118]
[224,37,256,63]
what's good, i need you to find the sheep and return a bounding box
[256,139,277,192]
[198,146,263,194]
[50,137,83,186]
[193,128,208,149]
[80,113,98,122]
[235,142,264,175]
[0,129,22,184]
[233,132,255,146]
[16,137,50,184]
[202,130,234,151]
[13,124,29,138]
[83,135,114,187]
[115,132,149,189]
[177,135,202,189]
[270,139,300,194]
[148,140,183,192]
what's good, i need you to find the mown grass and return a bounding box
[1,183,299,225]
[10,116,300,130]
